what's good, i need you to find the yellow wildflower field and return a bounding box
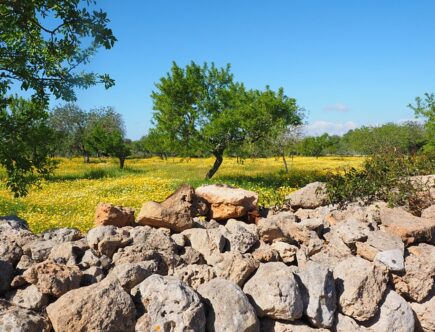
[0,156,362,233]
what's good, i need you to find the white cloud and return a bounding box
[304,120,358,136]
[324,103,350,112]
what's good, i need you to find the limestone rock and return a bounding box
[47,279,136,332]
[0,240,22,266]
[335,313,368,332]
[198,278,259,332]
[270,241,298,263]
[24,239,56,262]
[49,241,85,266]
[297,261,336,328]
[225,218,259,253]
[212,252,259,287]
[260,318,329,331]
[196,184,258,220]
[23,261,82,297]
[181,246,206,265]
[172,264,216,289]
[171,233,187,247]
[132,275,205,331]
[355,230,404,261]
[136,184,198,232]
[374,249,404,272]
[421,204,435,220]
[285,182,328,209]
[366,289,414,332]
[334,256,388,321]
[182,228,226,264]
[326,219,370,245]
[392,243,435,302]
[0,300,51,332]
[0,260,13,293]
[411,296,435,332]
[40,227,82,243]
[87,225,131,257]
[107,261,157,291]
[380,207,435,245]
[94,202,135,227]
[243,262,303,321]
[7,284,49,311]
[256,211,306,244]
[81,266,105,286]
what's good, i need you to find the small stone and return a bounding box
[374,249,404,272]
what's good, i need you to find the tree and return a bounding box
[297,134,331,157]
[0,0,116,195]
[151,61,303,178]
[0,98,57,197]
[409,93,435,154]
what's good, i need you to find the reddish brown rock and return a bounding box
[95,203,135,227]
[380,207,435,245]
[195,184,258,220]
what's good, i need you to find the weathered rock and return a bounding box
[257,211,305,244]
[334,256,388,321]
[172,264,216,289]
[411,296,435,332]
[24,239,56,262]
[392,243,435,302]
[310,234,352,268]
[7,284,49,311]
[0,260,13,293]
[81,266,105,286]
[79,248,111,270]
[0,240,22,266]
[326,219,370,245]
[243,262,303,321]
[374,249,404,272]
[132,275,205,331]
[380,207,435,245]
[260,318,329,331]
[181,246,206,265]
[40,227,82,243]
[107,261,157,291]
[335,313,368,332]
[198,278,259,332]
[49,241,85,266]
[136,184,197,232]
[225,218,259,253]
[212,252,259,286]
[0,215,29,231]
[47,279,136,332]
[196,184,258,220]
[355,230,404,261]
[421,204,435,220]
[182,228,226,263]
[23,261,82,297]
[270,241,298,263]
[285,182,328,209]
[95,202,135,227]
[171,233,187,247]
[297,261,336,328]
[252,242,280,263]
[0,300,51,332]
[87,225,131,257]
[366,289,414,332]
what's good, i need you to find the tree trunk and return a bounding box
[83,152,90,163]
[205,150,224,179]
[119,157,125,169]
[282,151,289,173]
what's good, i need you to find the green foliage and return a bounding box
[151,61,303,178]
[326,151,434,212]
[409,93,435,154]
[0,98,57,197]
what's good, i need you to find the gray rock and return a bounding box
[0,260,13,293]
[411,296,435,332]
[171,233,187,247]
[335,313,368,332]
[374,249,404,272]
[0,240,23,266]
[260,318,329,331]
[270,241,298,263]
[252,242,280,263]
[225,219,259,253]
[182,228,226,264]
[47,279,136,332]
[355,230,404,261]
[366,289,414,332]
[49,241,85,266]
[243,262,303,321]
[40,227,82,243]
[285,182,328,209]
[198,278,259,332]
[172,264,216,289]
[129,225,177,255]
[211,252,259,287]
[81,266,105,286]
[7,285,49,311]
[334,256,388,321]
[297,261,336,328]
[181,246,206,265]
[326,219,370,245]
[87,225,131,257]
[256,212,299,243]
[0,299,51,332]
[15,254,34,271]
[132,275,205,331]
[107,261,157,291]
[24,239,56,262]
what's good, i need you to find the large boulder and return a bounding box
[195,184,258,220]
[297,261,336,328]
[131,275,205,331]
[380,207,435,245]
[198,278,259,332]
[366,289,415,332]
[334,256,388,321]
[285,182,328,209]
[94,203,135,227]
[411,296,435,332]
[243,262,303,321]
[47,279,136,332]
[136,184,198,232]
[392,243,435,302]
[0,300,51,332]
[23,261,82,297]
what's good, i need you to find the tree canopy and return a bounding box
[151,61,304,178]
[409,93,435,154]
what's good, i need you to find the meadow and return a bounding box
[0,156,362,233]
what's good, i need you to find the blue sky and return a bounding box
[65,0,435,139]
